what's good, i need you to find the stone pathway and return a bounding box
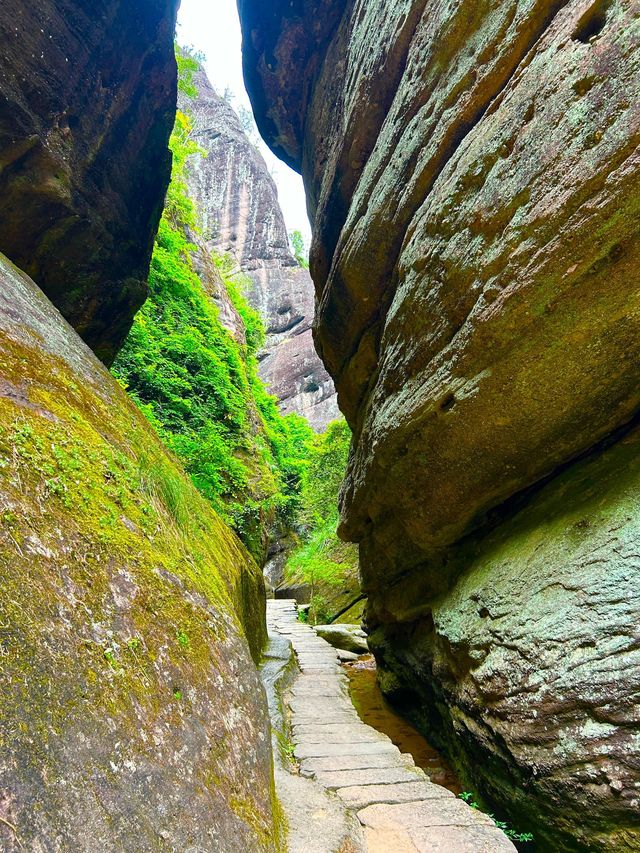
[267,599,516,853]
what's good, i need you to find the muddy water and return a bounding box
[344,655,462,794]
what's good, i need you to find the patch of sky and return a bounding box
[177,0,312,248]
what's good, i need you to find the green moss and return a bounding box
[230,792,274,850]
[0,311,273,844]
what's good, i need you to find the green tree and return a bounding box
[284,420,360,623]
[290,230,310,269]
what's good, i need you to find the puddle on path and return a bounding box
[344,654,461,794]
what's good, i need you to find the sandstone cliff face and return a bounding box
[0,253,277,851]
[0,0,178,364]
[184,69,339,430]
[240,0,640,848]
[373,423,640,851]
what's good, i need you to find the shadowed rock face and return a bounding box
[0,252,276,851]
[0,0,179,364]
[240,0,640,848]
[184,68,339,431]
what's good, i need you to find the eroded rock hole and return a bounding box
[523,101,535,124]
[440,393,456,412]
[572,0,613,43]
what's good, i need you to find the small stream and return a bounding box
[343,654,462,795]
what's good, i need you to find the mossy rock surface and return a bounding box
[0,254,276,852]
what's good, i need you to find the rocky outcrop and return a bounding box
[372,422,640,852]
[240,1,640,849]
[0,1,178,364]
[184,68,339,430]
[0,252,277,851]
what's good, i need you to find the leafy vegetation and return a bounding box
[289,230,310,269]
[459,793,534,845]
[113,49,360,635]
[112,51,314,562]
[283,420,361,624]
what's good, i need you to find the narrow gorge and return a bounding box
[0,1,638,852]
[183,67,340,432]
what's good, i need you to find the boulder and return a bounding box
[336,649,360,662]
[0,0,179,363]
[240,0,640,848]
[0,252,276,851]
[275,582,311,605]
[315,624,369,655]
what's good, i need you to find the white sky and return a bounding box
[177,0,312,247]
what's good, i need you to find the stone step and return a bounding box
[294,712,362,726]
[266,599,516,853]
[289,696,357,717]
[295,741,401,760]
[358,799,496,829]
[337,781,450,810]
[314,766,430,791]
[292,725,391,744]
[300,752,417,775]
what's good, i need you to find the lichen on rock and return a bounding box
[369,420,640,851]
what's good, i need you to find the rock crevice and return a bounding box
[241,1,640,848]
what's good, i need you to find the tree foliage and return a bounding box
[297,420,351,531]
[112,52,315,561]
[285,420,360,623]
[289,230,310,269]
[113,49,355,590]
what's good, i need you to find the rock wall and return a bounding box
[0,252,277,851]
[372,421,640,852]
[240,0,640,849]
[0,0,179,364]
[184,68,339,430]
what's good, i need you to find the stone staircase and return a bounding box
[267,599,516,853]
